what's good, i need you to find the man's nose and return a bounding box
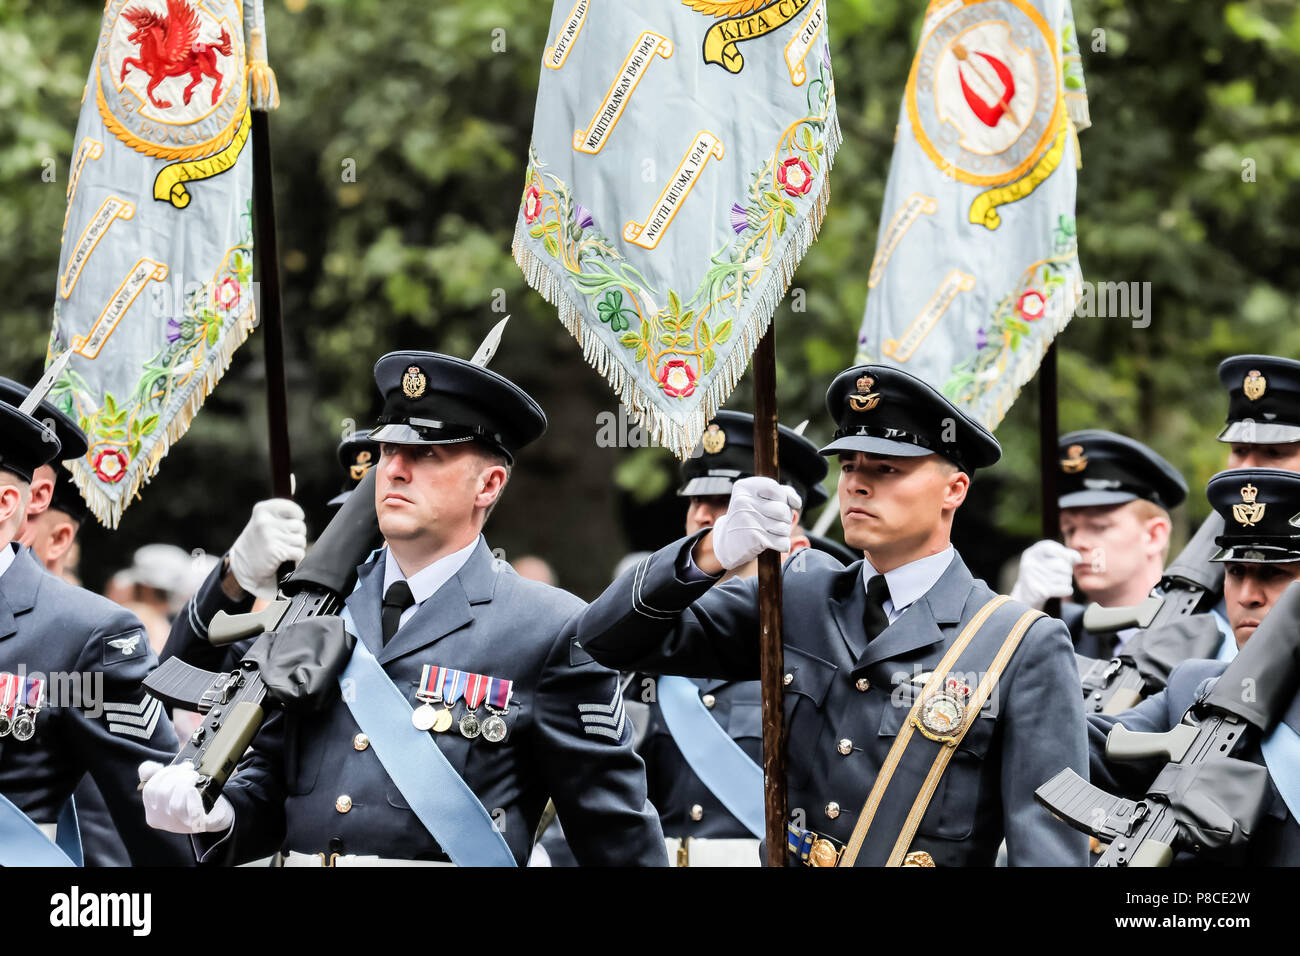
[382,449,412,480]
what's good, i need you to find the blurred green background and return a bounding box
[2,0,1299,598]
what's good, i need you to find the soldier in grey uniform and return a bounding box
[640,409,831,866]
[578,365,1089,866]
[1009,430,1189,658]
[1085,468,1300,864]
[0,398,190,865]
[141,350,667,866]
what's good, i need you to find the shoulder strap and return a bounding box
[338,607,516,867]
[656,675,764,838]
[839,596,1042,867]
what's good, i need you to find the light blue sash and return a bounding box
[1261,720,1300,824]
[0,792,80,867]
[338,608,515,867]
[656,675,764,838]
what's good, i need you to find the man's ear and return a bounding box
[26,475,53,519]
[0,486,24,536]
[942,466,971,511]
[48,520,77,565]
[1144,514,1171,556]
[475,463,509,510]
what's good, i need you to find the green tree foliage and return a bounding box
[1,0,1298,595]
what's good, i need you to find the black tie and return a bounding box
[381,580,415,646]
[864,574,891,643]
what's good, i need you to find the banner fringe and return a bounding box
[513,105,841,461]
[68,311,256,530]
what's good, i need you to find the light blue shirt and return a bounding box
[862,547,956,624]
[381,536,480,631]
[1211,608,1238,663]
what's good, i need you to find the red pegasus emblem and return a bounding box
[953,43,1017,128]
[119,0,232,110]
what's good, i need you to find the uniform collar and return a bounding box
[382,535,481,607]
[0,541,16,582]
[861,546,955,616]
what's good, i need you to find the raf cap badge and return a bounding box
[701,422,727,454]
[1060,443,1088,474]
[402,365,427,399]
[350,449,374,482]
[1233,483,1265,526]
[1243,369,1267,402]
[848,375,880,413]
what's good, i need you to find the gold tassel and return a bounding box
[247,26,280,112]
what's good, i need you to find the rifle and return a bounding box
[143,469,383,810]
[1075,613,1225,713]
[1037,579,1300,865]
[1082,512,1224,633]
[1076,654,1145,715]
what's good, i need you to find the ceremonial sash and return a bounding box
[656,675,764,838]
[0,792,80,867]
[338,607,515,867]
[838,596,1043,866]
[1260,719,1300,825]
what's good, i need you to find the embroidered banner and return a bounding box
[514,0,840,459]
[42,0,275,527]
[854,0,1090,430]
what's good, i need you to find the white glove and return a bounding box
[228,498,307,600]
[710,476,802,571]
[1010,539,1082,609]
[139,761,235,834]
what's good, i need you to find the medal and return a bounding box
[414,665,457,733]
[11,710,35,742]
[411,703,437,731]
[481,676,514,744]
[412,665,443,731]
[9,676,42,743]
[461,672,489,739]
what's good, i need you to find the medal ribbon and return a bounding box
[0,673,16,718]
[465,672,489,710]
[418,665,442,700]
[441,668,468,706]
[22,676,43,709]
[487,676,513,711]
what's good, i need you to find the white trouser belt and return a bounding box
[282,850,455,867]
[665,837,761,867]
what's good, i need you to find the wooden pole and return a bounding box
[752,325,787,867]
[250,109,293,499]
[1039,343,1060,617]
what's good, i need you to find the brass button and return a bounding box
[702,694,716,709]
[783,673,793,686]
[825,801,841,819]
[855,678,870,692]
[689,804,704,822]
[837,738,853,755]
[353,733,370,751]
[335,794,353,814]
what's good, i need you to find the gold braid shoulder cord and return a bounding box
[837,596,1044,867]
